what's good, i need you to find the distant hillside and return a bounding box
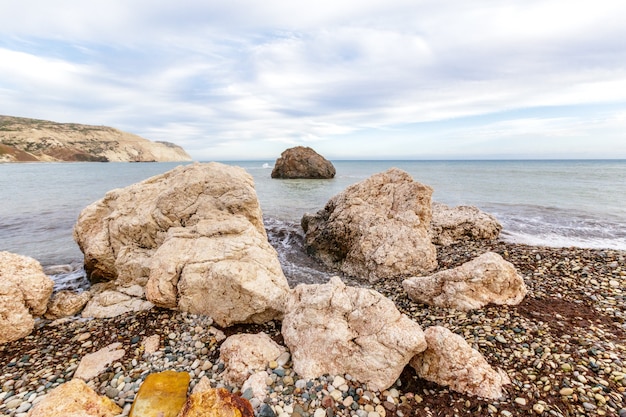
[0,115,192,163]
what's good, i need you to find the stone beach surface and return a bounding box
[1,240,625,417]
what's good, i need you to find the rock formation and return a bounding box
[282,276,427,391]
[45,290,91,320]
[25,378,122,417]
[220,333,286,386]
[430,202,502,245]
[271,146,335,179]
[0,251,54,344]
[74,162,290,326]
[177,388,254,417]
[80,284,154,319]
[301,168,437,282]
[403,252,527,311]
[0,115,191,162]
[410,326,511,399]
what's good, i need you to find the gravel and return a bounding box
[1,240,625,417]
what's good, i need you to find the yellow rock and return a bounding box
[129,370,191,417]
[177,388,254,417]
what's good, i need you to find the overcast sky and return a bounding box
[1,1,625,160]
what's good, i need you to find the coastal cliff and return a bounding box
[0,115,192,162]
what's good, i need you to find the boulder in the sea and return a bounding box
[129,370,190,417]
[220,333,286,386]
[410,326,511,399]
[301,168,437,282]
[74,342,126,381]
[0,251,54,344]
[177,387,254,417]
[45,290,91,319]
[271,146,336,179]
[26,378,122,417]
[73,162,289,326]
[403,252,527,311]
[430,202,502,245]
[282,276,427,391]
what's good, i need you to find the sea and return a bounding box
[1,160,625,289]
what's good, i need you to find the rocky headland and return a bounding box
[0,115,191,163]
[0,164,625,417]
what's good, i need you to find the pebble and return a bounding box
[515,397,527,406]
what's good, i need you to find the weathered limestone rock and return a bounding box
[45,290,91,319]
[220,333,286,386]
[282,276,427,391]
[430,202,502,245]
[177,388,254,417]
[26,378,122,417]
[271,146,335,179]
[242,371,270,402]
[403,252,527,311]
[74,343,126,381]
[81,284,154,318]
[74,162,289,326]
[0,251,54,344]
[410,326,511,399]
[142,334,161,355]
[302,168,437,282]
[129,371,190,417]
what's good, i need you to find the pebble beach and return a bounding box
[1,240,625,417]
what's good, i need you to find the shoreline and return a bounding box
[1,240,625,417]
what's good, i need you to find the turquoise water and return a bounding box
[1,160,625,276]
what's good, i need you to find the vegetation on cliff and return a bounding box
[0,115,192,163]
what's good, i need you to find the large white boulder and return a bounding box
[0,251,54,344]
[302,168,437,282]
[282,276,427,391]
[410,326,510,399]
[74,162,289,326]
[403,252,527,311]
[219,333,286,386]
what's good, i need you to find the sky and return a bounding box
[1,0,626,160]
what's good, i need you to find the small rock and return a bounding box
[559,387,574,396]
[515,397,527,406]
[259,404,277,417]
[532,403,545,414]
[314,408,326,417]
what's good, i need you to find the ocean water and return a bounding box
[1,160,625,288]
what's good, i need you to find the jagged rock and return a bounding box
[44,290,91,319]
[282,276,427,391]
[271,146,335,179]
[74,343,126,381]
[242,371,270,402]
[80,283,154,318]
[26,378,122,417]
[129,371,190,417]
[74,162,289,326]
[302,168,437,282]
[403,252,527,311]
[430,202,502,245]
[220,333,286,386]
[0,251,54,344]
[410,326,511,399]
[177,388,254,417]
[142,335,161,355]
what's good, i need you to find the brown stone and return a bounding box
[177,388,254,417]
[271,146,335,179]
[45,290,91,319]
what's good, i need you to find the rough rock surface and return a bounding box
[410,326,511,399]
[271,146,336,179]
[177,388,254,417]
[74,343,126,381]
[282,276,427,391]
[81,284,154,319]
[0,115,191,162]
[430,202,502,245]
[302,168,437,282]
[73,162,289,326]
[403,252,527,311]
[220,333,286,386]
[25,378,122,417]
[0,251,54,344]
[45,290,91,319]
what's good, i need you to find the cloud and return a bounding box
[1,0,626,159]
